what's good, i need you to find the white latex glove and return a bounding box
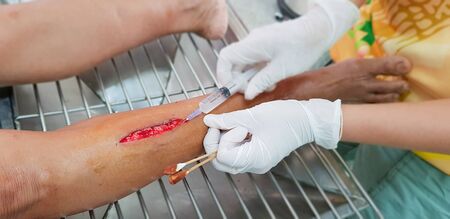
[203,99,342,174]
[217,0,359,100]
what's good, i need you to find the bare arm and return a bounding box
[0,69,296,219]
[0,0,226,85]
[342,99,450,154]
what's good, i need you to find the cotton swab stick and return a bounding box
[187,154,216,173]
[168,154,216,185]
[163,150,218,175]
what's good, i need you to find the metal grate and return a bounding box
[4,1,383,218]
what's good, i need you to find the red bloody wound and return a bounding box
[119,118,187,143]
[163,164,179,175]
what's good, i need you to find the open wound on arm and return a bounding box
[119,118,187,143]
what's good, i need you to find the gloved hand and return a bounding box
[217,0,359,100]
[203,99,342,174]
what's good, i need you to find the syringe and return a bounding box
[186,69,258,121]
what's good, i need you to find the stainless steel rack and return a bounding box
[3,0,383,218]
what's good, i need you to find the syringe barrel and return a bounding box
[226,68,258,95]
[199,88,229,114]
[199,69,258,114]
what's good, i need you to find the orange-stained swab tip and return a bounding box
[163,164,178,175]
[168,171,188,185]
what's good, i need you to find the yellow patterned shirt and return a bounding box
[331,0,450,174]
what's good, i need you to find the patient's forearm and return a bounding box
[0,71,312,218]
[342,99,450,154]
[0,0,225,85]
[0,98,228,219]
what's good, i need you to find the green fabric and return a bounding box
[336,141,359,161]
[338,144,450,219]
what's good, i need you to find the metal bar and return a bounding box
[110,58,134,110]
[309,144,362,218]
[332,150,384,219]
[169,35,206,94]
[76,76,93,119]
[198,167,228,218]
[293,150,341,218]
[32,84,47,131]
[281,160,321,218]
[55,81,71,125]
[14,85,217,121]
[114,201,124,219]
[15,105,105,121]
[101,204,113,219]
[89,210,96,219]
[94,68,113,113]
[187,34,219,86]
[127,50,155,107]
[156,39,190,99]
[11,85,22,130]
[182,180,204,219]
[136,190,151,219]
[226,174,252,219]
[247,174,276,219]
[143,44,179,103]
[207,40,222,58]
[158,180,177,219]
[267,172,299,219]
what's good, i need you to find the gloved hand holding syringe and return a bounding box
[163,68,258,184]
[186,68,258,121]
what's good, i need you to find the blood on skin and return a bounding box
[119,118,187,143]
[163,164,178,175]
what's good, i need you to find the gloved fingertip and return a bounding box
[204,128,221,149]
[204,112,239,130]
[222,126,249,143]
[244,87,260,100]
[204,145,218,155]
[207,127,221,135]
[266,85,277,92]
[203,115,216,127]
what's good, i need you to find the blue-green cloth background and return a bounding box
[338,143,450,219]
